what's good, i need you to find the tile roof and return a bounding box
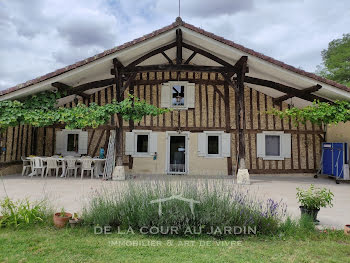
[1,17,349,97]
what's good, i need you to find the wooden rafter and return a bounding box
[244,76,331,103]
[52,82,90,99]
[113,57,124,68]
[176,29,182,64]
[73,78,116,93]
[126,42,177,69]
[273,84,322,104]
[182,42,232,68]
[161,51,173,64]
[184,51,196,64]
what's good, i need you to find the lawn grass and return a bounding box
[0,226,349,263]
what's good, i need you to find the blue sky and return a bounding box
[0,0,349,90]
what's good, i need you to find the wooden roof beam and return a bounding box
[126,42,177,69]
[273,84,322,104]
[244,76,331,103]
[113,58,124,69]
[176,28,183,64]
[182,42,234,69]
[161,51,174,64]
[73,78,116,93]
[123,64,230,73]
[222,56,248,92]
[184,51,197,64]
[52,82,90,99]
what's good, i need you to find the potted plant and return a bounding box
[53,208,72,228]
[69,213,83,228]
[345,225,350,235]
[296,184,334,222]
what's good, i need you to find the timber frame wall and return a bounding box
[0,70,324,174]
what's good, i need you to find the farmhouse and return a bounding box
[1,17,350,177]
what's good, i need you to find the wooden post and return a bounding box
[236,58,247,169]
[113,59,124,168]
[224,82,233,175]
[128,82,135,169]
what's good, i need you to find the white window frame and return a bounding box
[205,131,223,158]
[257,131,291,160]
[125,130,157,158]
[169,81,188,109]
[133,130,151,157]
[57,129,87,156]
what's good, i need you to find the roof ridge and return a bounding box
[1,17,349,97]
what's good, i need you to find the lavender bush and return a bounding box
[83,180,288,236]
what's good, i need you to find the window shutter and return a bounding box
[161,83,171,108]
[186,83,195,108]
[78,131,88,155]
[55,131,64,155]
[149,132,158,155]
[281,134,291,158]
[125,132,134,155]
[197,133,206,156]
[256,133,265,157]
[221,133,231,157]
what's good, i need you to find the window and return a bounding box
[257,132,291,160]
[125,130,158,157]
[197,131,231,158]
[172,85,185,106]
[55,129,88,156]
[136,134,149,153]
[265,135,280,156]
[208,135,219,155]
[161,81,195,109]
[67,134,79,152]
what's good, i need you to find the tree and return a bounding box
[316,34,350,87]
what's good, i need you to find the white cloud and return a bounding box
[1,0,350,90]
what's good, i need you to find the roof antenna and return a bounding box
[178,0,181,17]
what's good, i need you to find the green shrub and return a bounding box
[0,197,51,228]
[83,181,287,236]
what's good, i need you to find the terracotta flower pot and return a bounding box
[345,225,350,235]
[53,212,72,228]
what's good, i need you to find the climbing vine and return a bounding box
[0,91,169,130]
[268,100,350,126]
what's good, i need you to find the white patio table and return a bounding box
[26,156,106,178]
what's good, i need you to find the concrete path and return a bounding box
[0,174,349,229]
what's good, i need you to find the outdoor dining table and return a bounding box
[26,156,106,178]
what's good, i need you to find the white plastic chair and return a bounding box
[65,158,78,178]
[31,157,46,177]
[45,158,60,178]
[81,157,94,179]
[21,157,31,176]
